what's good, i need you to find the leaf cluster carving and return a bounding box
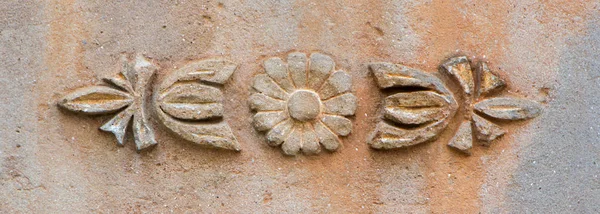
[154,59,240,151]
[367,62,458,149]
[58,54,158,150]
[59,54,240,151]
[367,56,543,155]
[442,56,542,154]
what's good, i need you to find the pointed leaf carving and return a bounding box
[477,61,505,96]
[383,91,449,125]
[472,114,505,144]
[58,86,133,115]
[370,62,454,95]
[368,121,449,149]
[442,56,475,95]
[159,82,224,120]
[447,120,473,154]
[157,110,241,151]
[474,97,542,120]
[100,108,134,146]
[159,59,237,92]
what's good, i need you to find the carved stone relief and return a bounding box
[367,62,458,150]
[368,56,543,155]
[249,52,357,155]
[442,56,542,154]
[154,58,241,151]
[58,53,541,155]
[58,54,158,150]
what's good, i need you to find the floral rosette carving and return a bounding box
[249,52,357,155]
[367,62,458,149]
[58,54,158,150]
[442,56,542,154]
[154,59,241,151]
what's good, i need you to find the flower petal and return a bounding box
[318,70,352,100]
[288,52,308,88]
[477,61,505,96]
[314,121,341,151]
[472,114,505,144]
[447,120,473,154]
[100,108,134,146]
[474,97,542,120]
[383,91,449,125]
[58,86,133,115]
[252,74,288,100]
[252,111,288,132]
[265,119,295,146]
[321,115,352,136]
[308,53,334,90]
[132,112,158,151]
[442,56,475,95]
[301,124,321,155]
[322,93,357,116]
[281,125,302,155]
[248,93,285,111]
[264,57,295,92]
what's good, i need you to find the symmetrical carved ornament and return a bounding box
[58,52,542,156]
[249,52,357,155]
[59,54,158,150]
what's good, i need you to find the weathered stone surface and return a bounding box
[250,52,355,155]
[4,1,598,213]
[474,97,542,120]
[447,121,473,154]
[477,61,505,96]
[472,114,505,144]
[442,56,475,95]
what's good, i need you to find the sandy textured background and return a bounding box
[1,0,599,213]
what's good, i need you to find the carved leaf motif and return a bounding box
[159,82,224,120]
[173,59,237,84]
[368,121,449,149]
[447,120,473,154]
[442,56,475,95]
[154,59,240,151]
[474,97,542,120]
[58,86,133,115]
[369,62,450,94]
[158,114,241,151]
[477,61,505,96]
[472,114,505,144]
[383,91,449,125]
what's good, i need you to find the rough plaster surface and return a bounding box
[1,0,599,213]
